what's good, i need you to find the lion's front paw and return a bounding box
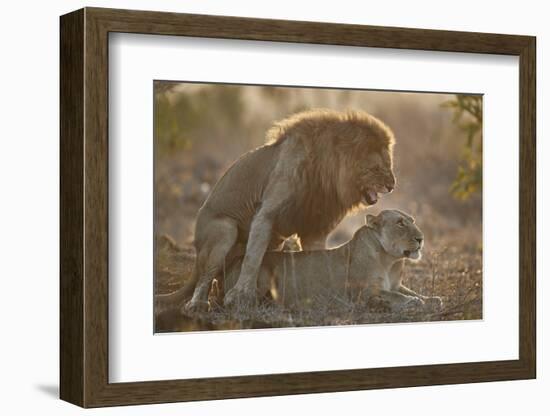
[181,299,209,315]
[224,285,257,311]
[424,296,443,311]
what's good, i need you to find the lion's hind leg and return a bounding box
[183,218,238,314]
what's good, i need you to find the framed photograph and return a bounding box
[60,7,536,408]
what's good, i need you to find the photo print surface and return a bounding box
[154,81,483,333]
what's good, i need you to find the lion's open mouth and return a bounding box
[363,189,379,205]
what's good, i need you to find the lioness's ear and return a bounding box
[366,214,377,228]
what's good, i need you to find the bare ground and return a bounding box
[154,229,482,333]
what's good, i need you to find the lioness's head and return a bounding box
[366,210,424,260]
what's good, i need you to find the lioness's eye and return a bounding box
[397,219,405,227]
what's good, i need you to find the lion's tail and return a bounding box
[155,268,199,314]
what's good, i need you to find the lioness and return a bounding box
[157,109,396,313]
[223,210,443,311]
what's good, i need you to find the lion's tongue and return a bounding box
[366,190,378,204]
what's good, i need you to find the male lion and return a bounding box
[223,209,443,311]
[157,109,396,313]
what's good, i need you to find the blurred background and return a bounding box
[154,81,482,250]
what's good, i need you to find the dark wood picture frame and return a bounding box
[60,7,536,408]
